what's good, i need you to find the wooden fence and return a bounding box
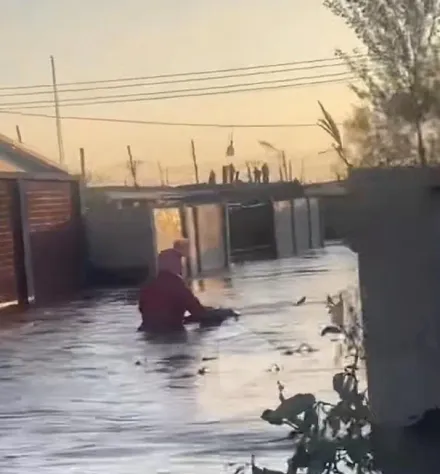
[0,173,84,308]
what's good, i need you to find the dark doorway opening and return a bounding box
[227,201,276,262]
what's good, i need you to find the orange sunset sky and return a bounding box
[0,0,362,184]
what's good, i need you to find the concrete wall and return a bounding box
[183,206,198,277]
[273,200,295,258]
[85,196,156,278]
[347,167,440,426]
[197,203,226,273]
[293,198,310,254]
[84,190,323,282]
[320,194,351,241]
[272,197,323,259]
[308,197,322,248]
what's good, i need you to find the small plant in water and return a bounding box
[252,319,379,473]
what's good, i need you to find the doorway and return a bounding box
[227,200,276,262]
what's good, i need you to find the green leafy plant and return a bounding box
[252,320,377,473]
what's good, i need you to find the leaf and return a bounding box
[332,372,358,401]
[318,101,342,145]
[327,413,341,437]
[344,437,368,464]
[298,407,319,433]
[258,140,279,153]
[288,444,310,472]
[332,373,345,395]
[309,439,339,464]
[272,393,316,424]
[261,409,283,426]
[329,401,354,424]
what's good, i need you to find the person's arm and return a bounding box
[176,279,205,318]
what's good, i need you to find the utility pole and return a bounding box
[300,158,305,184]
[190,139,199,184]
[79,148,86,180]
[281,151,288,183]
[50,55,65,166]
[126,145,139,188]
[15,125,22,143]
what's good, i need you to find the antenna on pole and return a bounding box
[50,55,65,166]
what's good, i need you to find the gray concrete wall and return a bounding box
[308,197,322,248]
[293,198,310,254]
[197,203,226,273]
[85,195,156,274]
[273,200,295,258]
[272,197,323,259]
[347,167,440,426]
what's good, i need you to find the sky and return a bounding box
[0,0,361,184]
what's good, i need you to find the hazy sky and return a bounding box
[0,0,360,183]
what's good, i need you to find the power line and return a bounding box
[0,53,367,92]
[0,73,355,110]
[0,109,343,129]
[0,61,353,98]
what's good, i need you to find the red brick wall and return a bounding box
[0,181,17,305]
[25,180,83,303]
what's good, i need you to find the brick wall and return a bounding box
[0,176,83,308]
[25,180,82,303]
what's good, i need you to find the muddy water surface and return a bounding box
[0,243,357,474]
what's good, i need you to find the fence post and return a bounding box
[16,179,35,304]
[222,202,231,268]
[71,180,88,289]
[290,199,297,255]
[8,179,27,306]
[306,197,313,249]
[192,206,202,275]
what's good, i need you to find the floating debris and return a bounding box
[267,363,281,373]
[281,343,317,356]
[197,366,209,375]
[321,325,343,337]
[294,296,307,306]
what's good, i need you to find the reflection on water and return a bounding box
[0,244,358,474]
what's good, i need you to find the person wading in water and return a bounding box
[138,239,207,333]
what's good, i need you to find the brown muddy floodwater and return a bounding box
[0,243,358,474]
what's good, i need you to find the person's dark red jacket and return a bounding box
[138,270,205,331]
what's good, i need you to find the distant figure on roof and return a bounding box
[208,169,216,184]
[262,163,269,183]
[253,166,262,183]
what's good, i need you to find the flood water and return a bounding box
[0,243,358,474]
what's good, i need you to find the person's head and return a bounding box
[173,238,189,258]
[157,248,182,275]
